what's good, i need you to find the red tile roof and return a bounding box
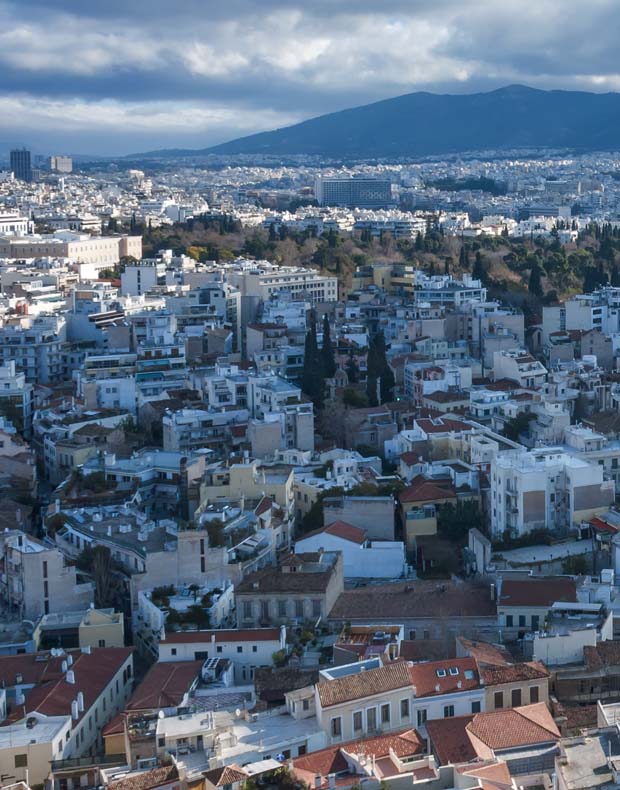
[409,657,481,697]
[255,496,273,517]
[0,647,133,724]
[399,451,420,466]
[317,661,413,708]
[125,661,202,711]
[415,417,473,435]
[160,628,281,645]
[203,765,249,787]
[499,577,577,608]
[109,765,178,790]
[293,729,424,788]
[399,475,456,504]
[427,703,560,765]
[302,520,367,545]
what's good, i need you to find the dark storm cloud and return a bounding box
[1,0,619,155]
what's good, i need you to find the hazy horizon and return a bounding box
[2,0,620,156]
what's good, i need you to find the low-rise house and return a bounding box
[235,551,344,627]
[457,637,550,711]
[0,646,134,775]
[314,656,485,744]
[329,580,498,646]
[322,495,395,540]
[157,627,287,684]
[34,607,125,650]
[496,576,577,639]
[426,703,561,775]
[295,521,408,579]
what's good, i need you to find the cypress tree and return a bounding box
[321,314,336,378]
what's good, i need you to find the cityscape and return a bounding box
[3,3,620,790]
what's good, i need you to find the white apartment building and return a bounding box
[0,212,33,235]
[0,232,141,269]
[0,315,66,385]
[0,531,93,619]
[77,352,138,414]
[226,260,338,304]
[492,349,547,389]
[490,448,615,538]
[121,261,165,296]
[157,626,286,683]
[163,407,249,453]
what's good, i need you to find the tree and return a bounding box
[301,316,324,409]
[321,314,336,378]
[503,411,536,442]
[345,352,359,383]
[472,251,487,283]
[77,545,122,609]
[437,500,482,543]
[528,264,543,298]
[366,331,394,406]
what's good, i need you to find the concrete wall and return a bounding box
[323,497,395,541]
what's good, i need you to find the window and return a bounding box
[15,754,27,768]
[353,711,363,733]
[518,615,526,627]
[494,691,503,709]
[436,669,447,678]
[416,709,427,726]
[99,639,106,648]
[506,615,513,627]
[278,600,287,617]
[381,703,390,724]
[295,600,304,618]
[312,599,321,617]
[302,699,309,711]
[261,600,269,620]
[171,648,177,656]
[423,629,430,640]
[237,646,243,653]
[366,707,377,731]
[408,629,416,640]
[298,745,307,756]
[530,685,539,704]
[252,645,258,653]
[330,717,342,738]
[531,615,540,630]
[448,667,459,676]
[217,646,223,654]
[243,601,252,619]
[512,688,522,707]
[471,700,481,714]
[400,699,410,720]
[443,705,454,718]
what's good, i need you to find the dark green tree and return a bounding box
[321,314,337,378]
[366,331,394,406]
[345,352,359,383]
[528,264,543,297]
[301,317,324,409]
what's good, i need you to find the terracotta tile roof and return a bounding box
[399,474,456,504]
[457,638,513,667]
[236,556,337,595]
[203,765,249,787]
[302,520,367,545]
[399,640,452,663]
[102,712,125,736]
[428,703,560,765]
[160,628,281,645]
[254,496,273,516]
[409,657,481,697]
[415,417,473,434]
[584,641,620,669]
[485,378,520,391]
[499,577,577,608]
[399,451,420,466]
[0,647,133,724]
[458,760,514,790]
[317,660,413,708]
[480,661,549,686]
[109,765,178,790]
[125,661,202,711]
[293,728,424,787]
[427,715,477,764]
[330,580,496,621]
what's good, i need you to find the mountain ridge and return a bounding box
[129,84,620,159]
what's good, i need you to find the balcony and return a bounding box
[50,754,127,771]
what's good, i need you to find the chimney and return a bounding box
[67,654,73,667]
[314,776,322,789]
[66,670,75,684]
[328,774,336,790]
[61,660,68,672]
[77,691,84,712]
[81,645,91,654]
[71,700,79,720]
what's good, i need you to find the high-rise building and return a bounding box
[315,176,394,208]
[49,155,73,173]
[10,148,32,182]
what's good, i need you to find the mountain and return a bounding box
[134,85,620,160]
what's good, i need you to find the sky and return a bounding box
[2,0,620,157]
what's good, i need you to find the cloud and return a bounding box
[1,0,619,155]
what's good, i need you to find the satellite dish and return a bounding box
[235,708,242,718]
[158,710,165,719]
